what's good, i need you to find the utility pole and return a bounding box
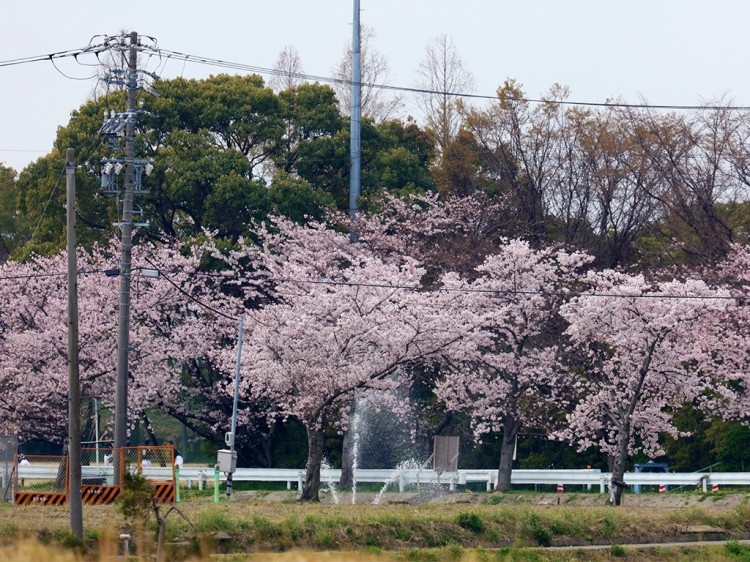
[225,315,244,500]
[114,30,139,454]
[66,147,83,539]
[340,0,363,491]
[349,0,361,243]
[98,32,154,466]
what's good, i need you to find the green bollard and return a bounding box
[175,466,181,503]
[214,464,220,504]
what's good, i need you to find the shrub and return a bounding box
[455,512,484,534]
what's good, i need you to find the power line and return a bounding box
[25,135,106,248]
[50,57,97,81]
[0,267,741,302]
[141,256,238,321]
[31,164,66,241]
[2,44,748,112]
[0,48,91,68]
[275,277,743,301]
[149,47,750,112]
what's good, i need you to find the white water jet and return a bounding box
[321,459,340,504]
[351,409,362,505]
[372,458,421,504]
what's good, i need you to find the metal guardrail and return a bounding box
[16,465,750,494]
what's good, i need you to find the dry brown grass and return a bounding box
[0,493,748,560]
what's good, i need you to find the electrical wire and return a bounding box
[141,256,238,321]
[0,267,744,302]
[49,56,97,81]
[30,164,66,241]
[0,271,67,281]
[0,48,89,68]
[2,43,748,112]
[273,277,744,301]
[147,47,750,112]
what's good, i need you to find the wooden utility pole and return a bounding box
[66,147,82,539]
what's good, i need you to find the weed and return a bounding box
[313,530,337,548]
[303,513,320,526]
[473,546,489,561]
[522,514,552,547]
[194,509,237,533]
[601,515,615,539]
[455,512,484,534]
[286,518,304,541]
[609,544,626,557]
[0,521,18,536]
[564,494,579,504]
[59,532,84,551]
[406,548,439,562]
[725,539,750,561]
[364,533,381,548]
[36,529,52,545]
[444,544,463,560]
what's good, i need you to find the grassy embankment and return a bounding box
[1,492,750,560]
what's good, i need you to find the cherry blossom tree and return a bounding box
[217,218,473,501]
[556,271,730,505]
[347,191,514,279]
[0,250,115,441]
[0,239,237,445]
[694,244,750,422]
[433,239,591,491]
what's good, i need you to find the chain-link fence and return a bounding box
[80,446,174,481]
[122,446,175,503]
[121,446,174,475]
[14,454,68,505]
[0,436,18,501]
[81,447,115,485]
[13,447,175,506]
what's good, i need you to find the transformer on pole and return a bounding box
[97,31,155,462]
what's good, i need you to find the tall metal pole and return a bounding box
[66,148,83,539]
[114,31,138,454]
[226,315,244,499]
[349,0,361,243]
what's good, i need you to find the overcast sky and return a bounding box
[2,0,749,172]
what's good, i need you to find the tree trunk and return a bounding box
[55,438,69,492]
[495,420,518,492]
[141,411,159,446]
[301,427,324,502]
[608,427,630,506]
[339,425,354,489]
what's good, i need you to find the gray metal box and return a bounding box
[217,449,237,473]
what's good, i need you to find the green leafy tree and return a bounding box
[268,172,334,224]
[148,74,284,171]
[0,164,27,261]
[147,129,254,238]
[707,420,750,472]
[15,93,126,258]
[275,83,344,173]
[294,117,436,211]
